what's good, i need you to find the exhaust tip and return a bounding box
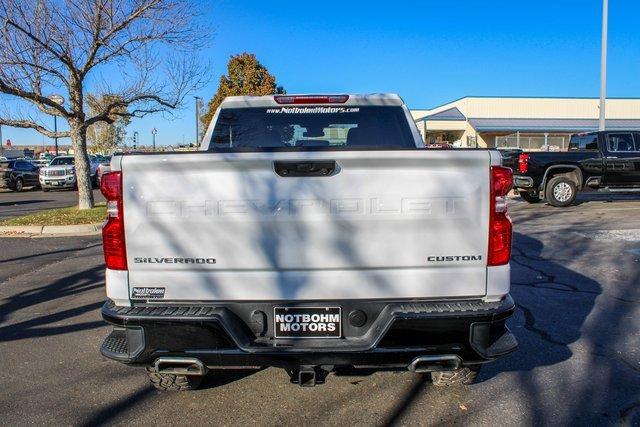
[408,355,462,373]
[154,357,208,376]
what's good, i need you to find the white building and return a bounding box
[411,96,640,149]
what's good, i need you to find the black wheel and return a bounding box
[14,178,23,192]
[146,368,203,391]
[431,365,480,386]
[546,175,577,207]
[519,191,541,203]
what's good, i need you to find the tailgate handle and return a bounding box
[274,161,336,177]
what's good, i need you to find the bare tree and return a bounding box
[0,0,208,208]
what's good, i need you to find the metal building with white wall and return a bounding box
[411,96,640,150]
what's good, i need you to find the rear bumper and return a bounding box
[513,175,535,189]
[100,295,517,370]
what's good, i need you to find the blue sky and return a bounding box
[5,0,640,147]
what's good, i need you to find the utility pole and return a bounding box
[599,0,608,131]
[133,131,139,149]
[54,116,58,155]
[152,128,157,151]
[194,96,202,148]
[49,94,64,156]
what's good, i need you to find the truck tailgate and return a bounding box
[120,150,491,301]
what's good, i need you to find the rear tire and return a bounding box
[146,368,203,391]
[546,176,577,207]
[13,178,23,192]
[519,191,541,203]
[431,365,480,386]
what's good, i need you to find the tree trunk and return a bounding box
[69,121,95,210]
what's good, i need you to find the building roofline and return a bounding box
[410,95,640,112]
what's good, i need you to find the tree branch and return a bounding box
[85,93,176,126]
[0,117,69,138]
[4,18,73,69]
[80,0,163,75]
[0,77,71,117]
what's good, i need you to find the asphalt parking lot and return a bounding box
[0,189,105,219]
[1,194,639,425]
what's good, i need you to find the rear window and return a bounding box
[568,134,598,151]
[208,106,416,150]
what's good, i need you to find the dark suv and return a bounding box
[0,159,40,192]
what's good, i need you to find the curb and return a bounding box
[0,223,102,237]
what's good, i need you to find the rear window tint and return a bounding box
[568,134,598,150]
[209,106,416,151]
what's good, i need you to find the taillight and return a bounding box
[488,166,513,266]
[518,153,529,174]
[100,172,127,270]
[274,95,349,104]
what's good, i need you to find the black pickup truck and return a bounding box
[511,130,640,207]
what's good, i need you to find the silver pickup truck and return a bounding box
[99,94,517,389]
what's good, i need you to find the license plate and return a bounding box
[274,307,341,338]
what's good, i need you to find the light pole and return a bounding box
[599,0,608,131]
[49,94,65,155]
[133,131,139,149]
[194,96,202,148]
[152,128,157,151]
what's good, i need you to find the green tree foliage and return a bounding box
[201,53,285,128]
[86,94,131,154]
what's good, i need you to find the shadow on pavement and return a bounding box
[79,385,155,427]
[381,374,429,426]
[0,265,104,342]
[380,231,608,424]
[0,242,102,264]
[199,369,262,390]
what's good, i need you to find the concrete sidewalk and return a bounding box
[0,223,102,236]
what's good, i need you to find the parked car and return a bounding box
[95,162,111,187]
[511,131,640,207]
[39,155,103,190]
[39,156,77,191]
[0,159,40,191]
[88,155,103,183]
[99,93,517,390]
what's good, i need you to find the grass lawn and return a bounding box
[0,204,106,226]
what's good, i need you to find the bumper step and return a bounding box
[102,329,128,355]
[100,327,145,362]
[484,328,518,357]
